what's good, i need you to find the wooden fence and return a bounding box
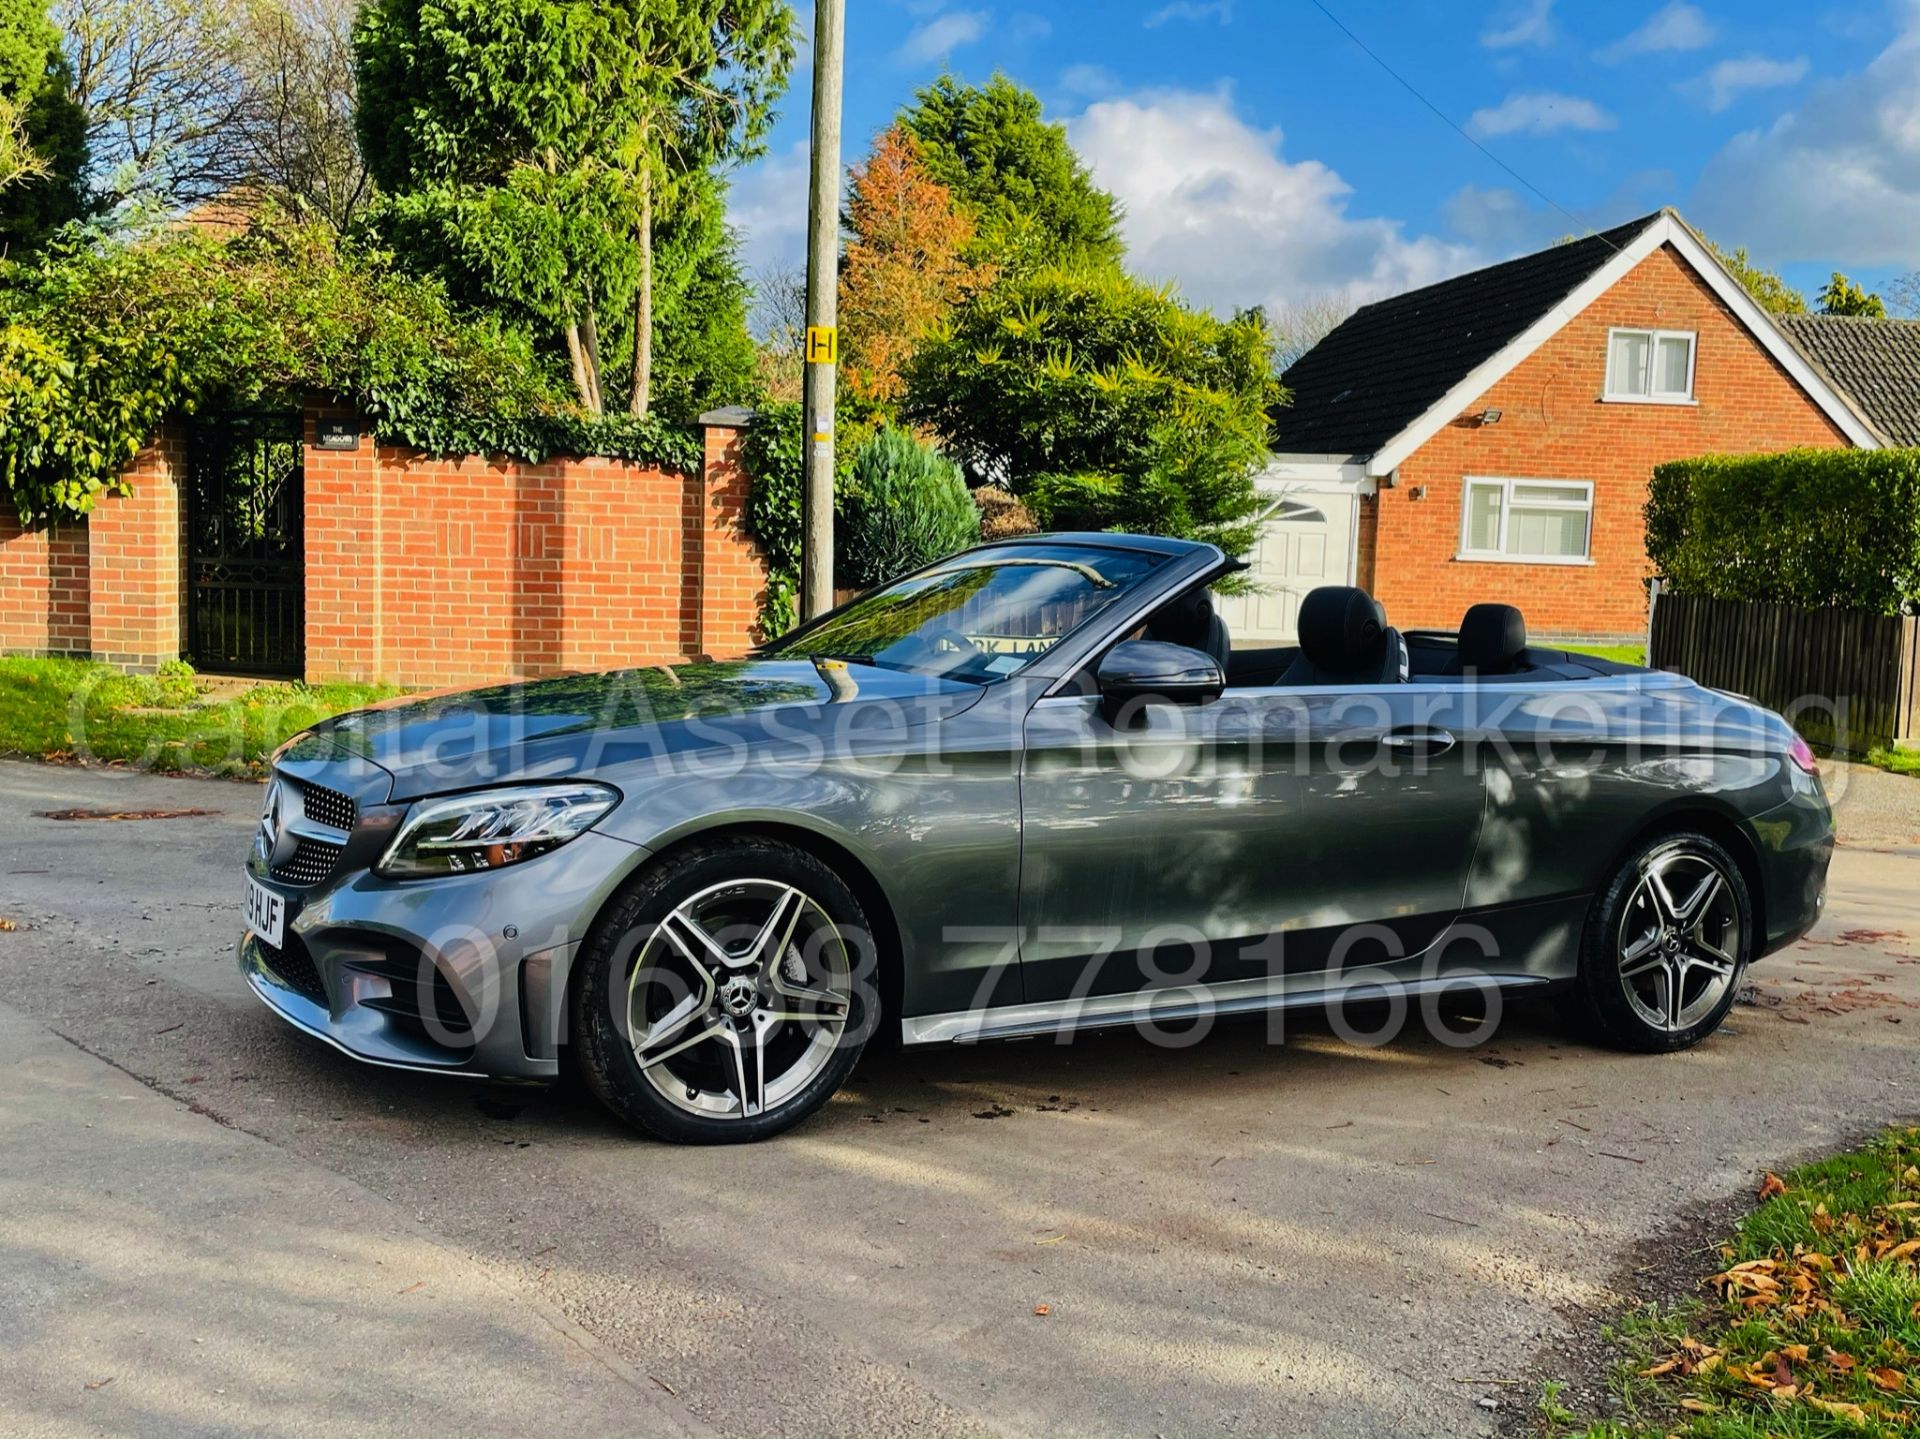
[1649,591,1920,753]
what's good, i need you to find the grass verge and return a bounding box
[0,656,398,777]
[1863,747,1920,779]
[1561,643,1648,666]
[1546,1127,1920,1437]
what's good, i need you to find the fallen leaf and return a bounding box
[83,1377,114,1392]
[1809,1396,1870,1423]
[0,917,16,931]
[1678,1397,1716,1414]
[1871,1367,1906,1392]
[1032,1303,1050,1317]
[1759,1172,1788,1200]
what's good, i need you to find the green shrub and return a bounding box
[839,426,979,588]
[738,401,876,637]
[0,215,699,526]
[740,401,803,637]
[1647,448,1920,613]
[902,264,1279,558]
[153,659,198,707]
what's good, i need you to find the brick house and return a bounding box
[0,403,768,686]
[1220,209,1883,645]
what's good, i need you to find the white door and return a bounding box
[1215,495,1356,646]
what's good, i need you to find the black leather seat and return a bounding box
[1446,603,1528,676]
[1277,587,1408,686]
[1148,588,1231,669]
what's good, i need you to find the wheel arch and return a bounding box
[574,819,908,1034]
[1608,803,1768,948]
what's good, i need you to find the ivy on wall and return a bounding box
[0,217,699,526]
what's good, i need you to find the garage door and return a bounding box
[1215,496,1356,646]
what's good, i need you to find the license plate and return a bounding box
[245,874,286,948]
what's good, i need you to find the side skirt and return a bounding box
[900,972,1554,1047]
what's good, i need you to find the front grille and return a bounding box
[272,837,344,886]
[296,780,356,832]
[258,933,327,1007]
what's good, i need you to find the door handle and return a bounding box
[1381,727,1457,757]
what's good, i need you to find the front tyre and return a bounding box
[573,839,879,1144]
[1571,831,1751,1053]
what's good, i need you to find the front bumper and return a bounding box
[241,829,648,1079]
[1749,784,1835,958]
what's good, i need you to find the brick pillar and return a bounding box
[695,407,766,658]
[302,405,380,683]
[87,429,185,672]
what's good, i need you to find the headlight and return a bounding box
[377,783,620,878]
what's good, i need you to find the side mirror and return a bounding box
[1096,639,1224,723]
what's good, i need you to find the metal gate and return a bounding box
[186,411,305,677]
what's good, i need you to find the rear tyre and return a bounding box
[572,839,879,1144]
[1571,831,1751,1053]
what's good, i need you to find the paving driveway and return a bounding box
[2,757,1918,1438]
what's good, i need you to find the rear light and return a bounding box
[1788,735,1819,776]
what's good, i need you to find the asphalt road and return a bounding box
[2,757,1918,1438]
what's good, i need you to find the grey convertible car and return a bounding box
[241,533,1834,1143]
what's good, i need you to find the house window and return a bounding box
[1605,328,1696,402]
[1459,478,1593,563]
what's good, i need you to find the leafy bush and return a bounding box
[1647,449,1920,613]
[737,401,883,636]
[902,264,1279,558]
[973,484,1036,539]
[838,426,979,588]
[0,215,699,525]
[740,400,804,637]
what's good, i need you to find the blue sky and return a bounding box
[729,0,1920,318]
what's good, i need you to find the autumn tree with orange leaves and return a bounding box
[838,124,986,410]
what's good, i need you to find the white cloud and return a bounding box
[1686,54,1810,112]
[1008,11,1052,42]
[1058,63,1119,97]
[1693,18,1920,265]
[729,140,811,285]
[1481,0,1554,50]
[1467,91,1616,137]
[1144,0,1231,26]
[893,9,989,66]
[1443,185,1545,250]
[1065,87,1478,314]
[1597,1,1715,62]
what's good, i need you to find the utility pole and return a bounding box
[800,0,845,621]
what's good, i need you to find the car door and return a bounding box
[1016,677,1488,1009]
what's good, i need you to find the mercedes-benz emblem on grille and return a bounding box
[256,779,301,869]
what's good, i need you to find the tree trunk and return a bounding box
[564,319,601,414]
[630,165,653,418]
[580,301,604,409]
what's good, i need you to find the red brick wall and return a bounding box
[0,413,761,684]
[85,431,186,671]
[0,513,89,656]
[304,409,765,687]
[696,422,765,660]
[1364,244,1852,640]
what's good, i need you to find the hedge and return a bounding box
[1646,448,1920,614]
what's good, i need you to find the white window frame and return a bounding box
[1457,477,1595,566]
[1603,327,1697,404]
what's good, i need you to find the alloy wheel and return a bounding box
[1615,848,1742,1033]
[627,879,854,1120]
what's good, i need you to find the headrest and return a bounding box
[1458,603,1527,672]
[1296,587,1385,667]
[1150,588,1216,652]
